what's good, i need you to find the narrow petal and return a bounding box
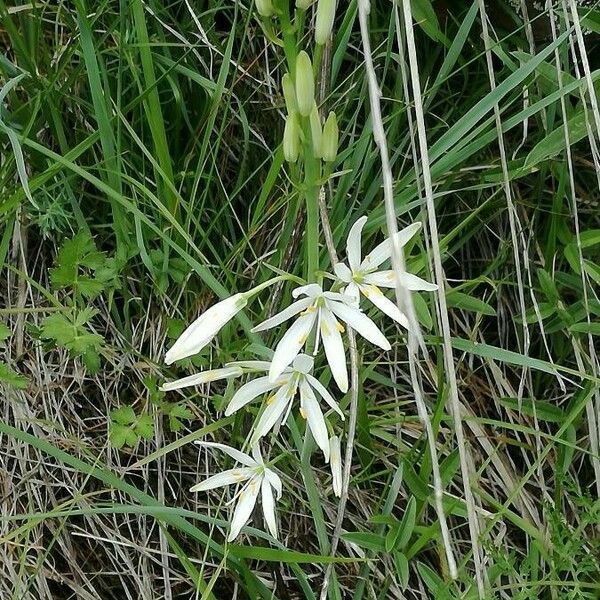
[190,467,253,492]
[251,386,292,441]
[251,297,313,333]
[268,311,317,382]
[362,222,422,270]
[293,354,314,374]
[329,436,343,497]
[165,294,247,364]
[225,377,280,416]
[161,366,243,392]
[265,468,283,499]
[194,441,256,467]
[305,374,344,419]
[347,216,367,271]
[327,300,391,350]
[320,309,348,393]
[364,270,438,292]
[291,283,322,299]
[227,477,261,541]
[261,477,278,539]
[333,262,352,283]
[359,284,410,330]
[300,381,330,460]
[251,444,264,465]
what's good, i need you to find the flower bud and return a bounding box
[296,0,314,9]
[295,51,315,117]
[282,73,297,114]
[255,0,274,17]
[315,0,336,45]
[283,114,300,163]
[321,111,338,162]
[310,104,323,158]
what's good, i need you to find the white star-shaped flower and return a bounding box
[252,283,391,392]
[333,217,437,322]
[224,354,343,460]
[191,441,282,541]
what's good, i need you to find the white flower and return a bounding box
[252,283,391,392]
[333,217,437,323]
[329,435,342,498]
[191,441,282,541]
[224,354,344,460]
[165,293,248,364]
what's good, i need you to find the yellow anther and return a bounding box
[321,320,331,336]
[362,287,370,298]
[266,394,275,405]
[336,322,345,333]
[299,333,308,345]
[299,407,307,419]
[370,284,383,296]
[386,272,395,280]
[300,305,317,316]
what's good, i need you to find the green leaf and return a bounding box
[416,562,445,595]
[341,531,385,553]
[569,322,600,335]
[497,397,565,423]
[393,551,409,589]
[0,323,11,343]
[0,362,29,389]
[395,497,417,550]
[446,291,496,316]
[112,406,136,425]
[110,423,130,448]
[136,414,155,440]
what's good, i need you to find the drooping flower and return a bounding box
[224,354,344,460]
[329,435,342,498]
[334,217,437,321]
[165,293,248,365]
[252,283,391,392]
[191,441,282,541]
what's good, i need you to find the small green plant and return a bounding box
[109,405,155,449]
[0,323,28,389]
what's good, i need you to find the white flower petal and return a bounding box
[251,444,263,465]
[265,468,283,499]
[359,284,410,330]
[327,300,391,350]
[300,381,330,460]
[161,366,243,392]
[251,297,313,333]
[165,294,247,364]
[268,310,317,382]
[291,283,322,299]
[190,467,253,492]
[251,386,292,441]
[343,282,361,308]
[320,308,348,393]
[364,270,438,292]
[305,374,344,419]
[194,441,256,467]
[261,476,278,539]
[347,216,367,271]
[333,262,352,283]
[227,476,261,541]
[225,377,280,416]
[362,222,422,270]
[329,436,343,497]
[293,354,314,374]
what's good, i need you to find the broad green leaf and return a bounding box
[0,362,28,389]
[342,531,386,553]
[446,291,496,316]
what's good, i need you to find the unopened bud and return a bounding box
[255,0,274,17]
[321,111,338,162]
[315,0,336,45]
[282,73,297,114]
[295,51,315,117]
[310,104,323,158]
[283,114,301,163]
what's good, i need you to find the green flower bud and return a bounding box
[296,0,314,9]
[282,73,297,114]
[315,0,336,45]
[295,51,315,117]
[283,114,301,163]
[255,0,274,17]
[310,104,323,158]
[321,111,338,162]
